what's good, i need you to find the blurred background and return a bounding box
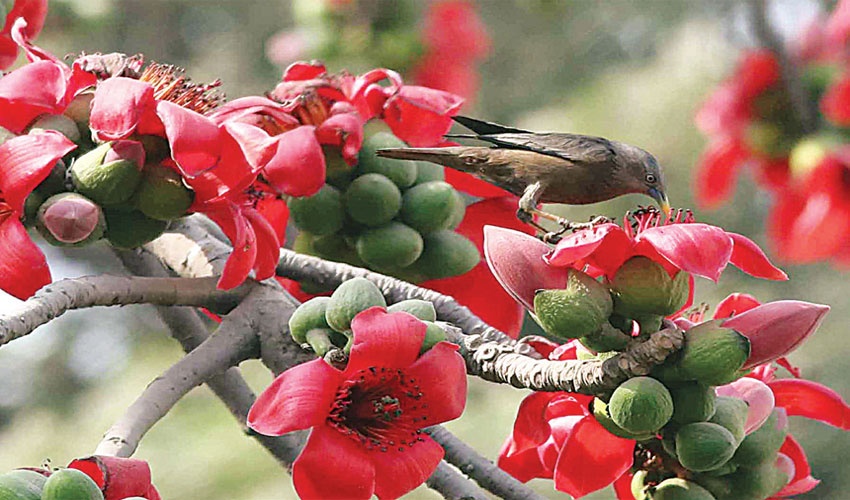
[1,0,848,498]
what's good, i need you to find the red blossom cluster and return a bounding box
[695,0,850,265]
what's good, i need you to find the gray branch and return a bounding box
[426,462,490,500]
[0,275,250,347]
[427,426,547,500]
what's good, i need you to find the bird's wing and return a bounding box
[452,116,531,135]
[478,133,617,164]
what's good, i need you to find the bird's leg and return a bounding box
[518,183,572,242]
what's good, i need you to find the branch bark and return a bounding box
[0,275,250,347]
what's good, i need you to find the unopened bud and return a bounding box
[134,164,194,221]
[533,269,613,340]
[71,141,145,205]
[610,256,690,317]
[678,320,750,386]
[28,114,82,144]
[36,193,105,246]
[63,91,95,129]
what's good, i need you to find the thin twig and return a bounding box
[749,0,817,133]
[426,462,490,500]
[0,275,251,347]
[426,426,547,500]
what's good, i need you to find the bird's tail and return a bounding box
[375,147,476,173]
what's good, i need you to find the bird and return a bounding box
[376,115,670,241]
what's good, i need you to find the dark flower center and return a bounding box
[139,63,225,115]
[328,366,429,453]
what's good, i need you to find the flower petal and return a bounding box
[613,472,635,500]
[444,167,513,198]
[497,436,552,483]
[776,434,820,497]
[263,125,326,197]
[382,85,464,147]
[484,225,566,312]
[203,203,257,290]
[769,378,850,429]
[722,300,830,369]
[553,415,635,498]
[0,60,71,132]
[345,307,426,374]
[283,61,327,81]
[502,392,561,457]
[0,215,50,299]
[242,207,280,280]
[372,435,444,499]
[67,455,157,500]
[545,223,630,271]
[694,137,750,209]
[155,100,222,177]
[727,232,787,280]
[716,377,775,434]
[292,425,376,500]
[0,131,76,213]
[635,223,733,282]
[90,77,155,140]
[404,341,467,425]
[315,112,363,165]
[713,293,761,319]
[247,358,342,436]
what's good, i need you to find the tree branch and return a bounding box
[0,275,250,347]
[426,462,490,500]
[749,0,817,133]
[426,426,547,500]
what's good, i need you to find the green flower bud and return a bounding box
[63,91,95,129]
[732,409,787,466]
[670,382,717,425]
[36,193,105,247]
[413,161,445,184]
[305,328,338,357]
[134,164,194,221]
[690,474,734,499]
[678,320,750,386]
[400,181,465,234]
[344,173,402,226]
[387,299,437,322]
[71,141,144,205]
[104,208,168,249]
[323,145,355,190]
[533,269,613,340]
[407,230,478,280]
[41,468,104,500]
[289,297,333,344]
[608,376,673,434]
[592,397,657,441]
[355,222,423,270]
[28,114,81,143]
[325,277,387,332]
[725,460,790,500]
[675,422,738,472]
[652,478,715,500]
[34,159,68,198]
[610,256,690,317]
[709,396,748,445]
[288,184,345,236]
[420,321,447,353]
[0,469,48,500]
[357,132,418,188]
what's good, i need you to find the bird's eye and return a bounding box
[645,173,657,184]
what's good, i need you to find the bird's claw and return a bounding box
[516,208,533,224]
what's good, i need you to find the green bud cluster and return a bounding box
[288,131,478,284]
[288,277,443,356]
[0,467,104,500]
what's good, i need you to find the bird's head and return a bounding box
[617,144,670,216]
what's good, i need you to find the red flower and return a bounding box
[0,131,76,299]
[421,196,533,336]
[0,2,48,70]
[247,307,467,500]
[68,456,160,500]
[498,346,635,498]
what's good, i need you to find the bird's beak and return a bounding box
[648,187,671,216]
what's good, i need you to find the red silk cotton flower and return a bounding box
[247,307,467,500]
[68,455,160,500]
[498,343,635,498]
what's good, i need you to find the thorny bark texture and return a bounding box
[427,426,548,500]
[0,275,250,347]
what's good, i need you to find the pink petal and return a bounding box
[484,225,567,311]
[774,453,795,490]
[727,232,788,280]
[345,308,426,374]
[0,1,48,69]
[405,341,467,425]
[263,125,326,197]
[283,61,327,81]
[716,377,776,434]
[292,425,376,500]
[382,85,464,147]
[372,435,444,499]
[0,215,50,299]
[769,378,850,429]
[242,207,280,280]
[544,223,629,269]
[221,121,278,173]
[635,223,733,282]
[776,434,820,496]
[722,300,830,369]
[208,96,300,128]
[0,131,76,213]
[90,77,155,140]
[553,415,635,498]
[204,203,257,290]
[315,112,363,165]
[714,293,761,319]
[68,455,156,500]
[156,100,222,177]
[247,358,342,436]
[0,60,71,132]
[694,137,750,209]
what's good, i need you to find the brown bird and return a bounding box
[377,116,670,240]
